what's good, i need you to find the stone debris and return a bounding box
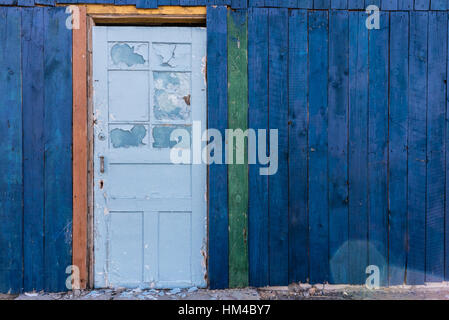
[7,284,449,300]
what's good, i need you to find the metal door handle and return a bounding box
[100,156,104,173]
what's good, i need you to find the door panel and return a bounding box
[93,26,207,289]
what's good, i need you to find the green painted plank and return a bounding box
[0,6,23,294]
[228,9,249,288]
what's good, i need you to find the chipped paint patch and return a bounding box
[152,125,191,149]
[110,43,147,68]
[153,72,191,120]
[110,125,147,148]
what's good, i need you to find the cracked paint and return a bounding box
[153,43,191,68]
[153,72,191,120]
[110,125,147,148]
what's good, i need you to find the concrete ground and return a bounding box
[3,283,449,300]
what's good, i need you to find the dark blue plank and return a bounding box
[17,0,34,6]
[365,0,381,7]
[389,11,408,286]
[298,0,313,8]
[398,0,413,9]
[22,7,45,293]
[43,7,73,292]
[268,7,288,286]
[314,0,330,8]
[308,10,329,284]
[207,5,229,289]
[328,10,349,285]
[426,11,446,283]
[368,11,389,288]
[288,9,308,284]
[348,11,368,285]
[446,11,449,283]
[136,0,158,8]
[348,0,363,8]
[331,0,347,8]
[231,0,247,8]
[248,7,269,287]
[249,0,264,6]
[407,11,428,286]
[35,0,55,5]
[158,0,171,5]
[414,0,430,10]
[431,0,448,10]
[381,0,397,10]
[0,6,23,295]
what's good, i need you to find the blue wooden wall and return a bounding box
[0,6,72,293]
[2,0,449,292]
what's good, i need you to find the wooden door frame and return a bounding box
[72,4,207,289]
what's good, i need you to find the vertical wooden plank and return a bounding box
[426,11,446,283]
[368,11,389,288]
[43,7,73,292]
[17,0,35,6]
[231,0,248,8]
[389,11,409,286]
[398,0,413,10]
[308,10,329,284]
[414,0,430,10]
[73,5,88,290]
[248,7,269,287]
[348,11,368,285]
[314,0,330,8]
[446,11,449,283]
[268,7,289,286]
[348,0,364,9]
[298,0,313,8]
[431,0,448,10]
[331,0,347,8]
[288,9,309,284]
[0,6,23,294]
[207,5,229,289]
[228,9,248,288]
[382,0,397,10]
[249,0,265,6]
[136,0,158,8]
[22,6,44,293]
[328,10,349,285]
[35,0,55,6]
[407,11,427,286]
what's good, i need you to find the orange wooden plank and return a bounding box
[72,5,88,290]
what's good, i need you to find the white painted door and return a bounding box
[93,26,207,289]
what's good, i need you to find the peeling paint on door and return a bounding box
[153,72,191,120]
[93,26,207,289]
